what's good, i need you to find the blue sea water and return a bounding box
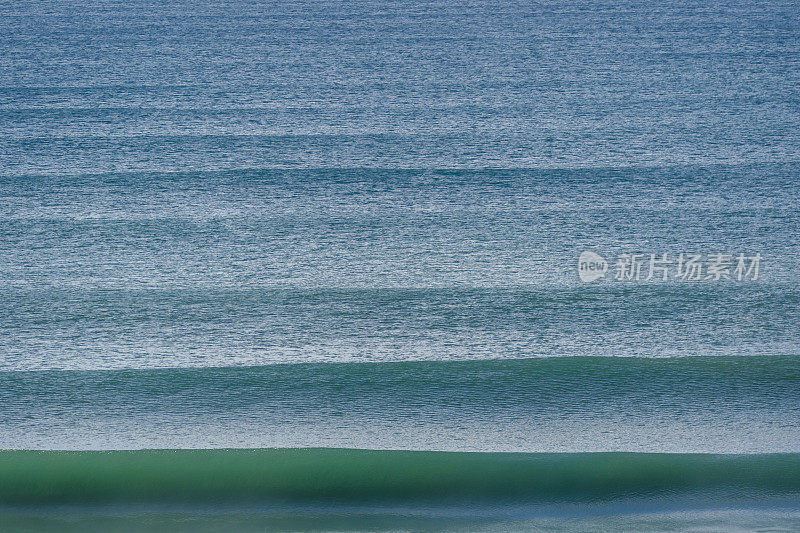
[0,0,799,530]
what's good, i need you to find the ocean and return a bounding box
[1,0,799,530]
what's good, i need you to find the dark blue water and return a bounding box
[1,0,799,444]
[1,0,798,172]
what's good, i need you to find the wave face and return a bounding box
[1,449,798,508]
[1,356,798,453]
[2,449,799,531]
[0,448,800,531]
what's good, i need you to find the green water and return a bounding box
[1,449,799,531]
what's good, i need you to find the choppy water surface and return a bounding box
[1,0,799,529]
